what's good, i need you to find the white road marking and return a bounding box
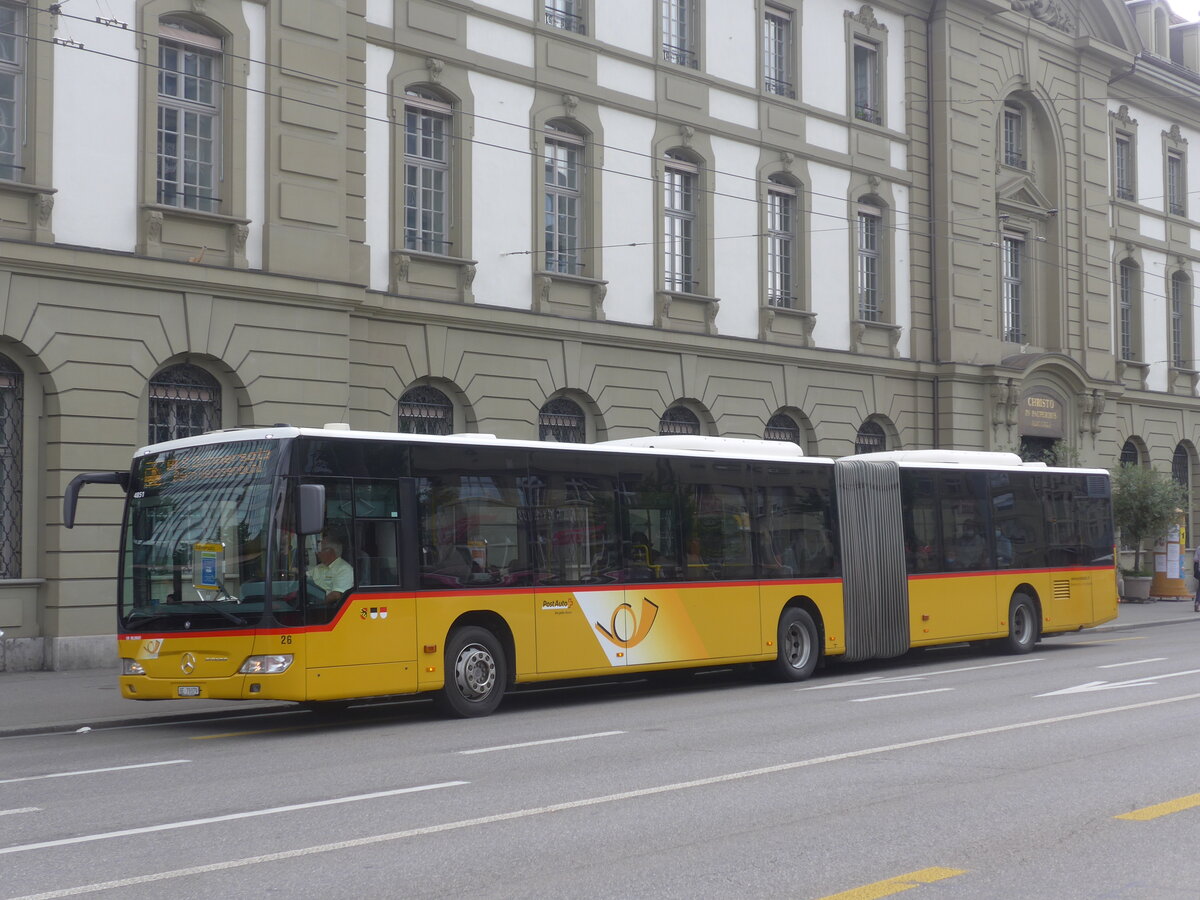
[1098,658,1168,669]
[13,692,1200,899]
[0,782,466,856]
[798,658,1042,690]
[0,760,190,785]
[0,808,40,817]
[459,731,625,754]
[1037,668,1200,696]
[850,688,954,703]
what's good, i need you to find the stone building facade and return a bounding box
[0,0,1197,669]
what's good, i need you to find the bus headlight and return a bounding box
[239,654,293,674]
[122,659,146,676]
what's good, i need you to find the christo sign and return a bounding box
[1019,390,1064,438]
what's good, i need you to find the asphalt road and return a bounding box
[4,626,1200,899]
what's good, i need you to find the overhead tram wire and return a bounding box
[18,4,1200,315]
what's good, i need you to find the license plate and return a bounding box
[177,685,201,697]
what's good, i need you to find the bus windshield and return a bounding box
[120,440,279,632]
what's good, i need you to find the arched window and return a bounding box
[398,385,453,436]
[659,405,700,436]
[0,354,22,578]
[1173,444,1190,486]
[1119,439,1141,467]
[539,397,585,443]
[544,121,585,275]
[157,18,222,212]
[764,413,800,444]
[854,420,886,454]
[149,364,221,444]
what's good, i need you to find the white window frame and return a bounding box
[662,0,697,68]
[856,206,882,321]
[1168,150,1186,217]
[544,124,583,275]
[763,6,793,98]
[1118,260,1137,361]
[1001,233,1025,343]
[766,181,796,308]
[663,153,697,293]
[852,39,879,124]
[156,20,222,212]
[0,2,24,181]
[1171,271,1189,367]
[545,0,586,34]
[1003,104,1026,169]
[1115,133,1135,201]
[404,90,452,254]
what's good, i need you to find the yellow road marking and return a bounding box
[191,724,329,739]
[1116,792,1200,821]
[819,867,967,900]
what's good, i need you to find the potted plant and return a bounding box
[1110,463,1186,601]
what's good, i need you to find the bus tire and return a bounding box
[1002,593,1038,654]
[438,626,507,717]
[770,607,819,682]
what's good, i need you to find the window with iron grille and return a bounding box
[0,354,22,578]
[1168,151,1186,217]
[763,8,793,98]
[1119,439,1140,467]
[854,420,885,454]
[544,123,583,275]
[545,0,586,34]
[404,89,452,253]
[662,0,697,68]
[398,385,453,436]
[539,397,585,443]
[767,180,796,308]
[1173,444,1190,487]
[1171,271,1189,367]
[852,40,879,124]
[1001,234,1024,342]
[1003,105,1025,169]
[157,19,221,212]
[0,3,24,182]
[1115,134,1135,201]
[856,207,881,321]
[664,152,697,293]
[764,413,799,444]
[148,364,221,445]
[1118,260,1137,361]
[659,406,700,436]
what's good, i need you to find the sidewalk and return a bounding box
[2,601,1198,737]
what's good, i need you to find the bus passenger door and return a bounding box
[302,478,418,700]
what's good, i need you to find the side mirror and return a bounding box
[297,483,326,535]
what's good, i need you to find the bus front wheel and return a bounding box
[438,626,507,717]
[770,608,819,682]
[1002,593,1038,654]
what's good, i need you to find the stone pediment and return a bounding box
[996,172,1053,216]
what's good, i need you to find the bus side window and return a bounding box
[355,520,399,586]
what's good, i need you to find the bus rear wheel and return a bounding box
[770,608,819,682]
[1001,593,1038,654]
[438,626,507,717]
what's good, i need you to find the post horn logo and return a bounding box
[595,598,659,649]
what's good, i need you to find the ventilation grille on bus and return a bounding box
[835,457,910,662]
[1053,580,1071,602]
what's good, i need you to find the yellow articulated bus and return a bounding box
[64,427,1117,717]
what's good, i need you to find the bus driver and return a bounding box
[312,536,354,604]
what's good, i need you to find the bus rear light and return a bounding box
[123,659,146,676]
[239,654,293,675]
